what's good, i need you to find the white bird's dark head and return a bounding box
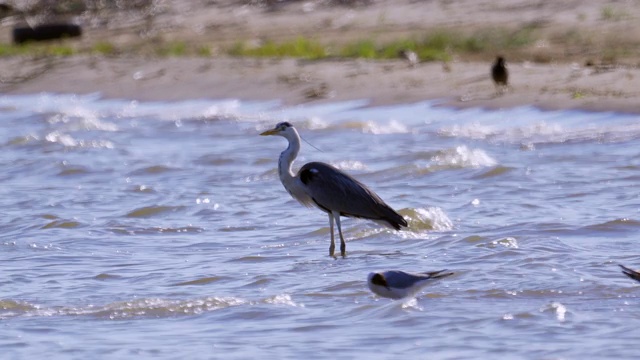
[260,122,298,139]
[368,272,390,289]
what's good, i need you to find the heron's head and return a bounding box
[260,122,296,137]
[368,272,389,289]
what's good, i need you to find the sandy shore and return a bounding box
[3,55,640,113]
[1,0,640,113]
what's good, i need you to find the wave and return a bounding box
[365,146,498,180]
[0,93,255,123]
[47,111,118,132]
[438,118,640,146]
[5,132,115,149]
[430,145,497,168]
[402,207,453,232]
[0,294,304,320]
[330,160,368,171]
[338,119,409,134]
[471,165,514,179]
[41,218,84,229]
[127,165,182,176]
[124,205,186,218]
[580,218,640,233]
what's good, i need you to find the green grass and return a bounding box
[196,45,211,57]
[0,42,76,57]
[15,23,640,65]
[601,6,615,20]
[91,41,117,55]
[337,27,536,62]
[340,39,378,58]
[157,41,187,57]
[155,41,213,57]
[228,37,327,59]
[601,5,633,21]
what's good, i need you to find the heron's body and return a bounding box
[619,264,640,282]
[367,270,453,300]
[261,122,407,257]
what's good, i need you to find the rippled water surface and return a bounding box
[2,93,640,359]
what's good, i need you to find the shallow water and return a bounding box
[1,93,639,359]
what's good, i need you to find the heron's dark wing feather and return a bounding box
[298,162,407,229]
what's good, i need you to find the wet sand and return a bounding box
[3,55,639,113]
[1,0,640,113]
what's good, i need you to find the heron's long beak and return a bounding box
[260,129,278,136]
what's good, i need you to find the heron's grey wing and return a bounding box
[298,162,406,229]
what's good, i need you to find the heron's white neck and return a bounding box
[278,129,301,183]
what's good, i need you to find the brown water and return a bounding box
[1,93,640,359]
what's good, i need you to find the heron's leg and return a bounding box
[328,213,335,257]
[332,211,346,257]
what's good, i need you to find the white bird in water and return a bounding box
[260,122,408,257]
[367,270,453,300]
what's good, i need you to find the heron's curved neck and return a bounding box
[278,131,301,181]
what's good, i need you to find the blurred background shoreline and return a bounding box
[1,0,640,112]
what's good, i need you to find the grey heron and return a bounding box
[367,270,453,299]
[260,122,408,257]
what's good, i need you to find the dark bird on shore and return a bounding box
[619,264,640,282]
[260,122,408,257]
[491,56,509,94]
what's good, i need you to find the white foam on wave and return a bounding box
[438,107,640,145]
[401,297,423,311]
[303,116,330,130]
[0,93,275,124]
[264,294,305,308]
[267,99,369,121]
[399,207,453,237]
[438,122,497,140]
[431,145,497,168]
[5,293,304,319]
[338,119,410,134]
[361,119,409,134]
[47,108,119,132]
[331,160,368,171]
[44,131,114,149]
[439,120,571,143]
[114,98,247,122]
[4,92,639,153]
[540,301,568,322]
